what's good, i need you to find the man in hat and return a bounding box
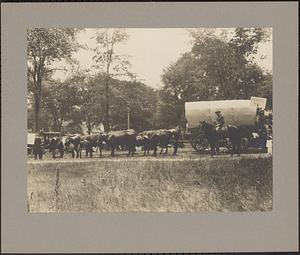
[257,109,265,128]
[215,110,225,133]
[256,109,267,148]
[33,135,43,160]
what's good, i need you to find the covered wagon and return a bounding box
[185,99,267,152]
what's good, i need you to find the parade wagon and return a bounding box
[185,98,271,153]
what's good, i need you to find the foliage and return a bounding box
[92,29,131,76]
[229,28,271,62]
[109,80,159,132]
[252,72,273,109]
[161,28,272,130]
[28,71,161,133]
[42,80,78,132]
[92,29,131,131]
[27,28,80,132]
[65,71,106,134]
[27,28,272,134]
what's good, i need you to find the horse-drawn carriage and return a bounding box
[27,131,64,157]
[41,131,61,143]
[185,99,272,154]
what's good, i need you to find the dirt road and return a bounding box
[27,144,271,164]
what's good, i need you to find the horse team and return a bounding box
[35,129,180,159]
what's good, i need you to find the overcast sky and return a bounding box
[53,28,272,89]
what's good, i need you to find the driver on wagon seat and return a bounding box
[215,110,225,132]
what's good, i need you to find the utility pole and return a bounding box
[127,104,130,130]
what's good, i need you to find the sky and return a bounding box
[53,28,272,89]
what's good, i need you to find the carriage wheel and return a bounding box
[223,138,232,151]
[240,138,249,153]
[191,134,209,152]
[223,138,248,153]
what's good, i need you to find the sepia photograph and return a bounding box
[27,27,273,213]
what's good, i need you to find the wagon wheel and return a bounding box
[191,134,209,152]
[222,138,249,153]
[222,138,232,151]
[240,138,249,153]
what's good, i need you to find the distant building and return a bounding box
[81,122,105,135]
[91,123,105,134]
[54,121,105,135]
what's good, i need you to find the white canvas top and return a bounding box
[185,100,257,128]
[27,133,35,145]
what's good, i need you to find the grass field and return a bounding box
[27,155,272,212]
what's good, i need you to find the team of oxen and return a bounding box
[45,129,180,159]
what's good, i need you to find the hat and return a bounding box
[215,110,221,114]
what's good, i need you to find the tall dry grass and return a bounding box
[27,156,272,212]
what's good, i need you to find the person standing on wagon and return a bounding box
[215,110,225,134]
[256,109,267,148]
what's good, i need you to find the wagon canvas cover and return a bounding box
[185,100,257,128]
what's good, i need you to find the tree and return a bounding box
[161,53,205,130]
[42,80,78,132]
[229,28,271,62]
[161,36,245,130]
[229,28,271,97]
[190,36,243,99]
[107,79,159,132]
[160,28,273,129]
[71,72,106,134]
[123,81,158,131]
[27,28,80,132]
[39,69,161,134]
[253,72,273,109]
[156,89,183,129]
[92,29,131,131]
[186,28,271,101]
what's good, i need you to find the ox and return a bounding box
[65,135,82,158]
[47,137,65,158]
[105,129,137,157]
[80,134,101,158]
[137,129,179,156]
[65,133,107,158]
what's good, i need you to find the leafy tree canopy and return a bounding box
[161,28,272,131]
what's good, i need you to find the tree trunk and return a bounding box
[32,58,44,134]
[104,75,110,132]
[34,95,41,133]
[59,109,63,133]
[243,62,247,99]
[34,80,42,133]
[87,122,92,135]
[177,111,182,135]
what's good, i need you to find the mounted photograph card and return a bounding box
[27,27,273,213]
[1,2,298,253]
